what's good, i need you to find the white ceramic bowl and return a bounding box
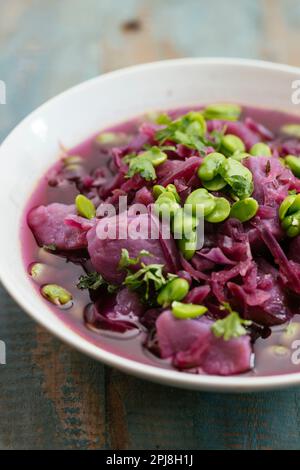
[1,58,300,392]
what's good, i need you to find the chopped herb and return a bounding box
[77,272,117,293]
[123,263,177,301]
[155,113,172,125]
[155,112,207,155]
[211,303,252,341]
[127,157,157,181]
[118,248,152,269]
[205,126,227,151]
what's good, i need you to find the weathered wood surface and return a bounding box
[1,0,300,450]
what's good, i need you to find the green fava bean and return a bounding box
[285,155,300,178]
[250,143,272,157]
[231,151,251,162]
[222,134,245,154]
[185,188,216,217]
[142,147,167,167]
[153,184,166,199]
[173,208,198,239]
[96,132,120,144]
[178,231,198,260]
[63,155,84,166]
[282,212,300,238]
[166,184,181,203]
[205,197,231,223]
[155,192,180,218]
[41,284,73,306]
[281,124,300,139]
[76,194,96,219]
[279,194,300,220]
[230,197,259,222]
[157,278,190,308]
[202,175,227,191]
[198,152,226,181]
[30,262,45,280]
[171,301,208,319]
[219,158,253,199]
[203,103,241,121]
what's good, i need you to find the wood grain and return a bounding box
[1,0,300,450]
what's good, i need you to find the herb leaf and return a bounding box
[155,112,207,155]
[127,157,156,181]
[77,272,117,293]
[124,263,167,301]
[211,303,252,341]
[118,248,152,270]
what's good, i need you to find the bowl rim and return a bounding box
[1,57,300,392]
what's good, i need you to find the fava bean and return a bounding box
[171,301,208,319]
[185,188,216,217]
[29,263,45,280]
[153,184,166,199]
[205,197,231,223]
[281,212,300,238]
[202,175,227,191]
[155,192,180,218]
[279,194,300,220]
[157,278,190,308]
[230,197,259,222]
[178,231,198,260]
[63,155,83,166]
[198,152,226,181]
[281,124,300,139]
[95,132,128,145]
[75,194,96,219]
[41,284,73,306]
[222,134,245,155]
[285,155,300,178]
[231,151,251,162]
[203,103,241,121]
[166,184,181,203]
[250,143,272,157]
[173,208,198,239]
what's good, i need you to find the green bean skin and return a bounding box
[230,198,259,222]
[41,284,73,306]
[285,155,300,178]
[203,103,241,121]
[178,231,198,260]
[198,153,226,181]
[205,197,231,223]
[202,175,227,191]
[250,143,272,157]
[157,278,190,308]
[221,134,245,155]
[75,194,96,219]
[185,188,216,217]
[171,301,208,319]
[281,124,300,139]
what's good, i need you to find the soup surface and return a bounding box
[22,104,300,377]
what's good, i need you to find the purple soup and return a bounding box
[22,103,300,377]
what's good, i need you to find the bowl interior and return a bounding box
[1,58,300,391]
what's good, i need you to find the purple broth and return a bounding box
[21,105,300,376]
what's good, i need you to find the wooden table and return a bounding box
[1,0,300,450]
